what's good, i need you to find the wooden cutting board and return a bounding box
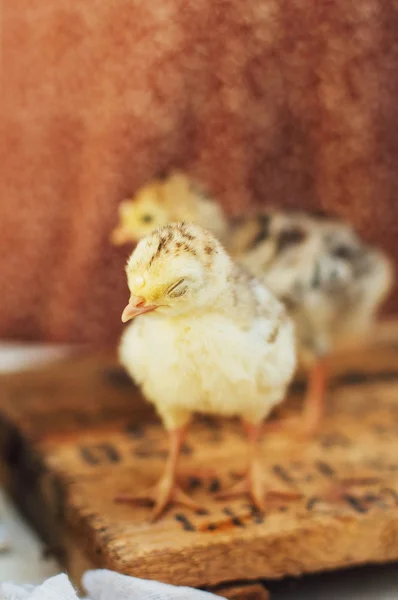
[0,323,398,597]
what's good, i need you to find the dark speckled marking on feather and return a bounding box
[178,222,194,239]
[147,242,160,267]
[249,214,271,249]
[148,229,175,266]
[267,321,280,343]
[183,243,197,257]
[280,294,298,311]
[148,237,164,267]
[276,227,307,254]
[331,244,357,261]
[205,246,215,268]
[311,261,322,288]
[157,237,166,252]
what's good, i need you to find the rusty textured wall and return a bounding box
[1,0,397,343]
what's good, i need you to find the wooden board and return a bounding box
[216,582,269,599]
[215,582,269,599]
[1,323,398,594]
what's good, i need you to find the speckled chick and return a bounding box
[231,209,394,435]
[118,222,297,519]
[110,171,229,246]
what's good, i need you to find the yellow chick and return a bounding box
[231,210,394,436]
[117,223,297,520]
[110,171,229,247]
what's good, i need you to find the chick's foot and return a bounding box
[115,474,204,522]
[215,421,302,511]
[215,463,301,512]
[115,427,206,521]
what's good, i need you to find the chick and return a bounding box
[110,171,229,246]
[231,210,394,435]
[118,222,297,520]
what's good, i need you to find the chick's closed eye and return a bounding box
[167,278,188,298]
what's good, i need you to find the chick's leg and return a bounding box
[116,427,203,522]
[216,422,301,511]
[301,357,328,435]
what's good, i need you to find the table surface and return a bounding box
[0,343,397,598]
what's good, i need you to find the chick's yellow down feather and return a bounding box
[118,222,297,519]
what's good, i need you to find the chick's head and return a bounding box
[122,223,232,321]
[111,181,171,245]
[110,171,199,246]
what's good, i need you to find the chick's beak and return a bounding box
[121,295,157,323]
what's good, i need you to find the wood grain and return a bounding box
[0,322,398,592]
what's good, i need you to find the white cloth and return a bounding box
[0,570,222,600]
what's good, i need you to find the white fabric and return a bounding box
[0,574,76,600]
[0,570,222,600]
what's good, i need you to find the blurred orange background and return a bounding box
[1,0,397,344]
